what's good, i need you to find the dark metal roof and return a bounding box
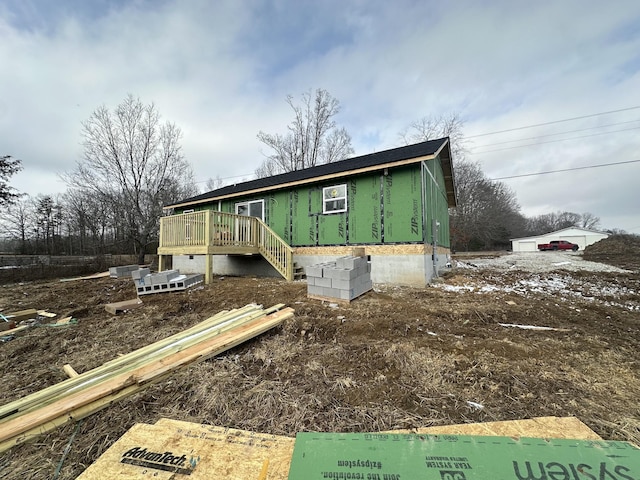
[168,137,456,208]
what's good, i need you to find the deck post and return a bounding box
[204,211,212,284]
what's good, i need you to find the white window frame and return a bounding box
[235,199,265,220]
[322,184,348,214]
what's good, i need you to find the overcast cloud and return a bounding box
[1,0,639,232]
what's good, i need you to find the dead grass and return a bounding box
[0,261,639,479]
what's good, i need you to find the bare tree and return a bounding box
[64,95,197,263]
[450,161,525,250]
[526,211,599,235]
[205,175,225,192]
[256,89,354,177]
[0,155,22,206]
[580,212,601,230]
[399,113,468,161]
[3,197,34,253]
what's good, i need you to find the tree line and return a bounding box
[0,91,611,257]
[1,95,198,261]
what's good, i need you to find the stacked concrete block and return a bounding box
[306,255,372,301]
[131,268,204,296]
[109,264,141,278]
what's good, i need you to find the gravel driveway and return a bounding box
[455,251,629,273]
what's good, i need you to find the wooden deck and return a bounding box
[158,211,293,282]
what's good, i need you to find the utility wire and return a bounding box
[471,126,640,154]
[196,109,640,186]
[471,119,640,149]
[489,159,640,181]
[467,106,640,138]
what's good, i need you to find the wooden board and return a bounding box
[105,299,143,315]
[79,417,600,480]
[77,422,295,480]
[387,416,602,440]
[3,309,38,322]
[60,271,111,282]
[0,325,29,336]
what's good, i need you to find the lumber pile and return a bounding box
[0,303,294,453]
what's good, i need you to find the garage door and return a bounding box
[517,241,537,252]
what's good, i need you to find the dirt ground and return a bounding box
[0,236,639,479]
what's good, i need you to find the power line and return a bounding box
[467,106,640,138]
[470,126,640,154]
[489,159,640,181]
[471,119,640,149]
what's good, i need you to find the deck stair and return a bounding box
[158,210,293,282]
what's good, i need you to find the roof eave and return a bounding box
[165,153,439,210]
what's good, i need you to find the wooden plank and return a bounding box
[0,325,29,336]
[60,271,111,282]
[52,317,74,326]
[133,308,294,384]
[0,373,174,453]
[0,307,293,446]
[62,364,79,378]
[306,294,351,305]
[4,309,38,322]
[0,306,254,420]
[105,298,143,315]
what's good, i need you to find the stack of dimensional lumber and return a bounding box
[0,303,294,453]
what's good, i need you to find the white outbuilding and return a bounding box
[510,227,609,252]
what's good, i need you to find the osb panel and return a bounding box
[386,416,602,440]
[78,421,294,480]
[79,417,600,479]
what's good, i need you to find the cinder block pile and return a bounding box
[131,268,203,296]
[306,255,372,301]
[109,265,140,278]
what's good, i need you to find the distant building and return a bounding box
[510,227,609,252]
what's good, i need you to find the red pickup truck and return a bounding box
[537,240,579,251]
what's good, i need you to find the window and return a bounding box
[323,184,347,214]
[235,200,264,220]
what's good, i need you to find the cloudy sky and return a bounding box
[1,0,639,232]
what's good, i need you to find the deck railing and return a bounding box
[159,210,293,281]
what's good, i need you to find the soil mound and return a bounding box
[583,234,640,271]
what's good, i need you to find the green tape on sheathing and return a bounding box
[287,432,640,480]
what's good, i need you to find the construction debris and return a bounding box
[109,265,141,278]
[77,416,608,479]
[306,255,372,302]
[104,298,143,315]
[60,271,111,282]
[0,304,294,453]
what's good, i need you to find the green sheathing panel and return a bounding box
[382,166,423,243]
[287,432,640,480]
[291,187,320,246]
[264,191,291,242]
[424,156,451,248]
[347,175,382,244]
